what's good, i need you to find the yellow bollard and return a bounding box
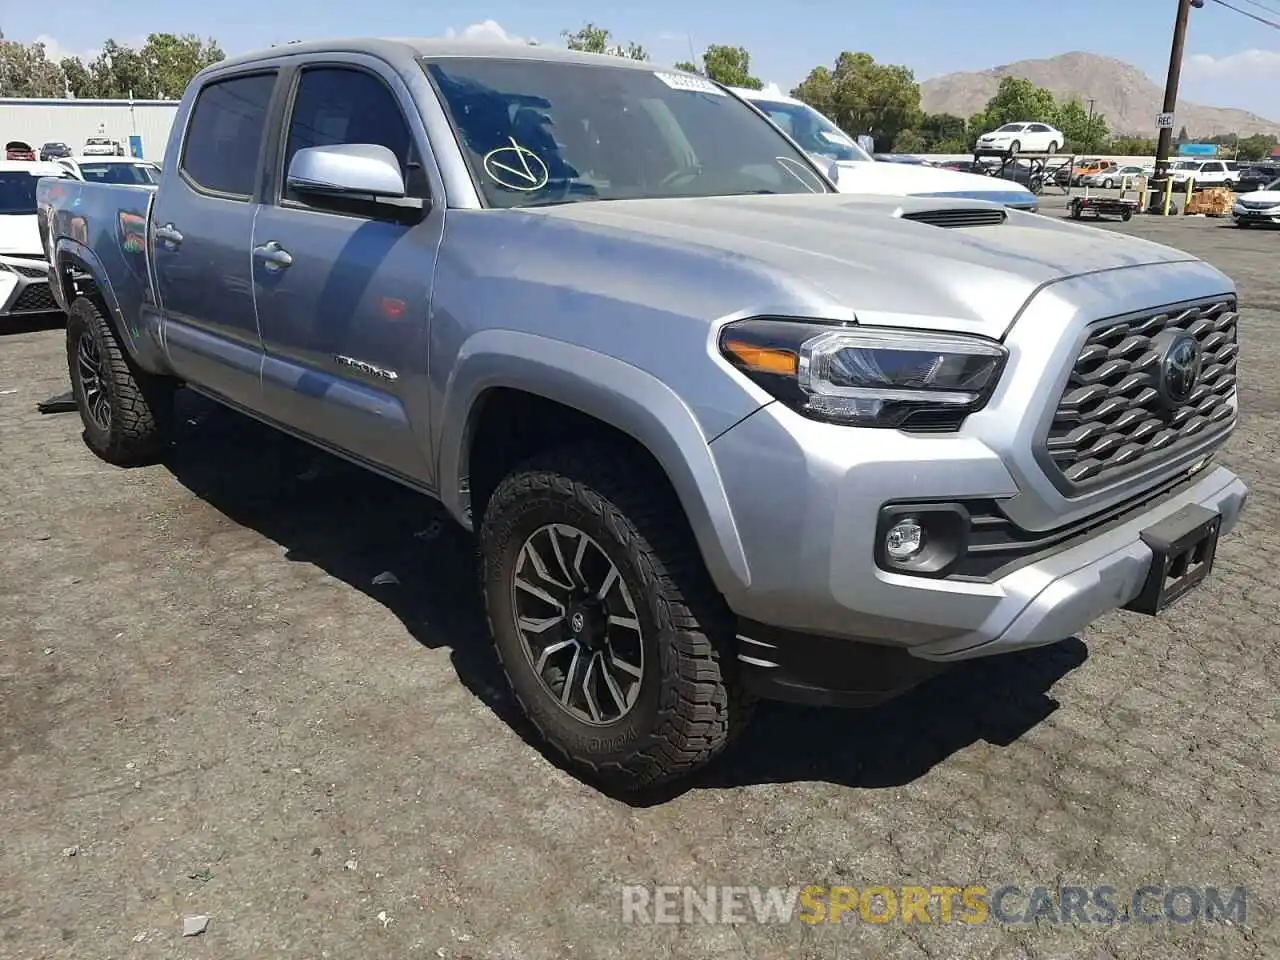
[1162,177,1175,216]
[1183,177,1194,214]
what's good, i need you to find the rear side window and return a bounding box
[281,66,418,198]
[181,72,277,198]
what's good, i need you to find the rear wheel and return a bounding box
[1046,140,1059,155]
[66,296,173,466]
[480,443,752,791]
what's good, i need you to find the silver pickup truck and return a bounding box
[37,39,1248,791]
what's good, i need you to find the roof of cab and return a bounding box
[211,37,663,75]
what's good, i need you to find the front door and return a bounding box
[151,70,278,409]
[251,59,443,485]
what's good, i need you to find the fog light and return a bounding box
[885,517,924,561]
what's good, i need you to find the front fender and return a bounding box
[438,329,753,602]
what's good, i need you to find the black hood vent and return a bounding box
[900,207,1007,229]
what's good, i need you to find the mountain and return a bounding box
[919,52,1280,138]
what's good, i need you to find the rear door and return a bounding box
[251,56,444,485]
[151,70,278,409]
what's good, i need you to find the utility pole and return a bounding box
[1150,0,1204,211]
[1086,98,1096,153]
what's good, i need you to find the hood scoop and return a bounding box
[898,205,1007,229]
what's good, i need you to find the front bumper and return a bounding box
[1233,204,1280,224]
[0,255,60,317]
[731,464,1245,706]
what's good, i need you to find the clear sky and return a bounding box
[7,0,1279,118]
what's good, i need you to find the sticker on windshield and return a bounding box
[482,138,550,191]
[653,71,726,95]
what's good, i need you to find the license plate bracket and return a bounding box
[1125,503,1221,616]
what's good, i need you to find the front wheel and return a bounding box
[1008,140,1021,156]
[1102,178,1114,189]
[66,296,173,465]
[480,444,752,791]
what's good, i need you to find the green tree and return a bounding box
[968,76,1059,143]
[62,33,223,99]
[792,52,921,150]
[83,40,150,98]
[140,33,225,98]
[1237,133,1278,161]
[919,112,966,151]
[60,56,92,97]
[1176,125,1189,143]
[1108,136,1158,156]
[1056,97,1109,151]
[561,23,648,60]
[700,44,761,89]
[0,39,69,97]
[893,129,926,153]
[674,60,701,74]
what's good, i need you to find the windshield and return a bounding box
[745,99,872,163]
[0,170,68,214]
[997,124,1026,132]
[422,58,830,207]
[86,138,112,145]
[78,162,159,185]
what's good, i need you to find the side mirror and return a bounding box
[286,143,407,199]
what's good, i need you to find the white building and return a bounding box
[0,98,179,162]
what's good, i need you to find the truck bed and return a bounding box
[37,176,158,335]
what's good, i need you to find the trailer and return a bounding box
[1068,194,1138,222]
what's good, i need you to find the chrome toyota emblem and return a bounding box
[1158,333,1202,408]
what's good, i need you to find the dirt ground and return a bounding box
[2,211,1277,959]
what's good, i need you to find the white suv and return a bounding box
[1169,160,1235,190]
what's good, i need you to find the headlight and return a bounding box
[719,318,1007,430]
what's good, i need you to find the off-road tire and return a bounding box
[480,443,753,791]
[66,296,173,466]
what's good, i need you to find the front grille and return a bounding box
[10,282,59,313]
[8,261,49,278]
[955,470,1200,580]
[1043,298,1238,490]
[901,208,1006,229]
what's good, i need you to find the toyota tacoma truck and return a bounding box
[37,39,1249,791]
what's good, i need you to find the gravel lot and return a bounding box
[2,212,1276,960]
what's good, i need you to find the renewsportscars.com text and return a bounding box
[621,884,1248,926]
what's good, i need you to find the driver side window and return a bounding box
[282,66,427,203]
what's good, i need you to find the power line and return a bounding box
[1208,0,1280,29]
[1233,0,1280,19]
